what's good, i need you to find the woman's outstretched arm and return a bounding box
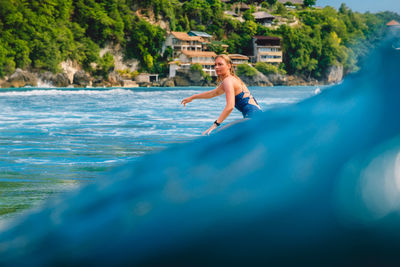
[181,85,224,106]
[202,78,235,136]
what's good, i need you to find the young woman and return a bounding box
[181,54,262,135]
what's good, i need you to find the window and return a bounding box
[259,47,281,52]
[261,55,282,60]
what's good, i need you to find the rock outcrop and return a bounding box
[325,64,343,84]
[7,69,38,87]
[238,71,273,87]
[121,80,139,87]
[266,74,288,85]
[173,69,212,86]
[107,71,123,86]
[0,67,334,89]
[0,79,10,88]
[160,78,175,87]
[53,73,70,87]
[100,44,139,73]
[73,70,92,87]
[60,59,80,84]
[39,72,70,87]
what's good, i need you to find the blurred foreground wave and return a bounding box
[0,33,399,266]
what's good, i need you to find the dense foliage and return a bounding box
[255,62,285,75]
[0,0,398,80]
[0,0,166,77]
[237,63,258,77]
[276,5,399,77]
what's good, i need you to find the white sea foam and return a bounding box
[260,97,300,105]
[36,79,55,88]
[0,88,134,96]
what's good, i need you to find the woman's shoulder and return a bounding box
[222,75,240,86]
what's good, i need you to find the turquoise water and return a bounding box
[0,37,399,265]
[0,86,319,219]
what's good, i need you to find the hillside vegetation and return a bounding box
[0,0,399,80]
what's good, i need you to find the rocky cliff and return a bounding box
[0,66,332,89]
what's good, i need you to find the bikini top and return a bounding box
[234,85,259,113]
[218,78,259,112]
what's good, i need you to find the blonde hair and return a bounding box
[215,54,245,87]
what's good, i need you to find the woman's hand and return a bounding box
[181,96,193,107]
[202,123,218,136]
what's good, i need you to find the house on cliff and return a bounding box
[163,32,209,58]
[179,51,217,77]
[229,54,249,67]
[252,36,283,64]
[253,11,275,27]
[169,52,249,78]
[165,31,281,78]
[169,51,217,78]
[188,31,213,42]
[232,2,250,14]
[278,0,304,5]
[164,31,215,78]
[387,20,400,30]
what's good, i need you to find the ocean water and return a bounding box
[1,34,398,265]
[0,85,319,219]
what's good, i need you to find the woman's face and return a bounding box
[215,57,231,77]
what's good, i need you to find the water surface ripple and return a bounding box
[0,86,318,218]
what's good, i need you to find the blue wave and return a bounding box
[0,33,399,265]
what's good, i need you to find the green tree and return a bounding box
[143,53,154,70]
[243,9,255,21]
[276,3,287,16]
[190,63,207,77]
[126,18,165,72]
[236,64,257,77]
[208,42,227,54]
[0,0,397,81]
[255,62,279,75]
[278,24,322,77]
[303,0,316,8]
[0,44,16,77]
[96,52,114,78]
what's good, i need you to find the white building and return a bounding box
[163,32,207,57]
[135,73,159,83]
[169,51,217,77]
[228,54,249,66]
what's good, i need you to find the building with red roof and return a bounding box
[386,20,400,26]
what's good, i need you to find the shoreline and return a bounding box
[0,84,328,90]
[0,72,337,90]
[0,66,342,89]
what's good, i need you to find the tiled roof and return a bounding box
[278,0,304,4]
[188,31,213,38]
[228,54,249,60]
[168,60,215,65]
[387,20,400,26]
[253,11,275,20]
[192,62,215,65]
[181,51,217,58]
[171,32,203,41]
[253,36,281,41]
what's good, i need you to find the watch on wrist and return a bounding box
[214,120,220,127]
